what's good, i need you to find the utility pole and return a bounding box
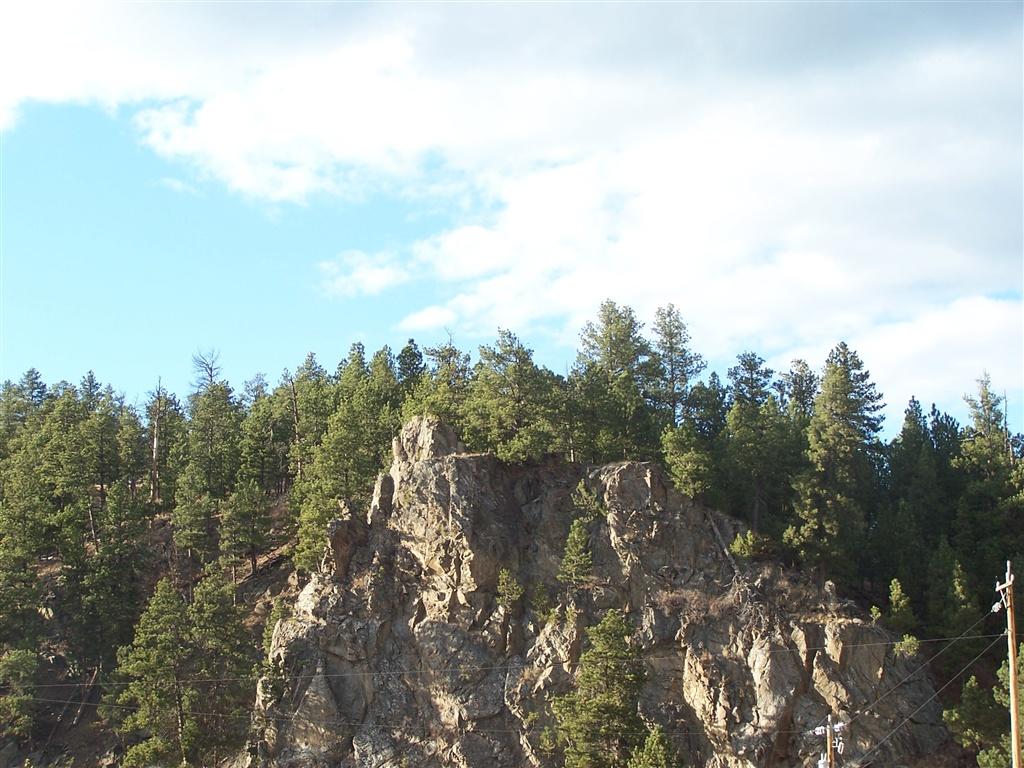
[826,714,835,768]
[996,560,1022,768]
[810,714,845,768]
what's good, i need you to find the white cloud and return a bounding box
[157,176,200,196]
[399,306,457,332]
[2,2,1020,414]
[318,250,410,298]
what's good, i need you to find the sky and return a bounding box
[0,2,1021,436]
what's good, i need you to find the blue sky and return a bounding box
[1,2,1021,435]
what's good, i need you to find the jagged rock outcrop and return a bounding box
[245,416,947,768]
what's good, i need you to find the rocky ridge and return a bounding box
[244,416,947,768]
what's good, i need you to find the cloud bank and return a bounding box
[3,2,1020,424]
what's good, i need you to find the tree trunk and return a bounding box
[150,391,162,505]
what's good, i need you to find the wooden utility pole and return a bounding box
[997,560,1022,768]
[809,713,844,768]
[825,714,836,768]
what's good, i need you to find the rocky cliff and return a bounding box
[244,416,947,768]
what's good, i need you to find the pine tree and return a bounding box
[281,353,337,484]
[295,345,401,572]
[117,405,147,499]
[727,352,773,408]
[462,330,563,461]
[402,337,471,429]
[238,387,290,495]
[172,464,219,567]
[953,375,1021,593]
[496,568,525,612]
[785,343,883,583]
[115,578,196,767]
[558,518,593,589]
[662,423,716,501]
[0,649,37,742]
[870,398,938,595]
[397,338,426,393]
[573,300,661,461]
[722,354,797,534]
[553,610,646,768]
[651,304,704,427]
[144,383,187,507]
[115,571,254,766]
[779,359,818,426]
[79,480,149,667]
[627,725,682,768]
[886,578,916,636]
[185,354,242,501]
[80,387,123,512]
[221,479,270,576]
[186,567,256,762]
[945,642,1023,768]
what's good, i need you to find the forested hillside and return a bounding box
[0,300,1020,766]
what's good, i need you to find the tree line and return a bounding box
[0,299,1020,764]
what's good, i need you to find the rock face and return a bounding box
[247,416,947,768]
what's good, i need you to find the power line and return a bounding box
[25,631,1004,690]
[839,611,995,732]
[23,621,1001,759]
[795,610,997,764]
[849,634,1006,767]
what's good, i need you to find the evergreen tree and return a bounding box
[115,571,253,766]
[185,354,242,501]
[926,539,981,639]
[953,375,1021,592]
[172,464,220,567]
[662,423,716,500]
[785,343,883,583]
[75,480,150,667]
[685,373,729,441]
[295,344,401,572]
[573,301,661,461]
[651,304,703,427]
[727,352,773,408]
[722,354,797,534]
[558,518,593,589]
[238,389,290,495]
[0,648,37,743]
[115,578,196,767]
[496,568,525,612]
[279,353,336,484]
[81,386,123,511]
[402,337,472,429]
[18,368,48,410]
[462,330,563,461]
[144,383,187,507]
[397,338,426,393]
[662,373,730,506]
[627,725,681,768]
[779,359,818,426]
[221,479,270,576]
[885,578,916,636]
[553,610,646,768]
[945,643,1023,768]
[117,405,148,500]
[186,567,256,762]
[869,398,940,596]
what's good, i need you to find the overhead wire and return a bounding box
[847,633,1006,767]
[22,618,1004,750]
[837,610,996,732]
[24,631,1005,690]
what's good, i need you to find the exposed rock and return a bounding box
[246,416,949,768]
[322,503,368,580]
